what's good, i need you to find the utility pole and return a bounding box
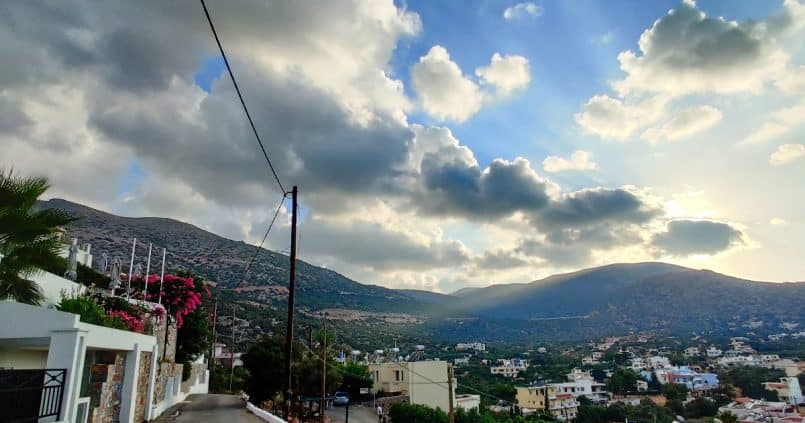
[320,312,328,423]
[210,299,218,382]
[447,364,455,423]
[283,186,299,419]
[229,307,236,392]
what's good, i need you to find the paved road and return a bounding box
[327,404,380,423]
[157,394,263,423]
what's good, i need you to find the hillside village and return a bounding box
[3,0,805,422]
[2,192,803,423]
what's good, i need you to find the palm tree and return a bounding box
[0,169,76,304]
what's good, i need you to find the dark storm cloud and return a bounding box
[535,188,660,227]
[417,157,551,219]
[651,219,744,256]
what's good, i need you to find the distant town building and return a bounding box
[454,355,470,366]
[654,366,719,392]
[516,384,579,422]
[683,347,700,358]
[456,342,486,352]
[706,346,723,358]
[456,394,481,411]
[718,399,801,423]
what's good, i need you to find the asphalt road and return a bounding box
[157,394,264,423]
[327,404,381,423]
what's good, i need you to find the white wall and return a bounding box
[0,348,48,369]
[408,361,453,413]
[31,271,87,307]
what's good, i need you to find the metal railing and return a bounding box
[0,368,66,423]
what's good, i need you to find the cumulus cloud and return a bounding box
[651,219,745,256]
[411,46,483,122]
[503,2,543,20]
[640,105,723,143]
[776,66,805,95]
[534,187,661,228]
[542,150,597,173]
[476,250,531,270]
[475,53,531,97]
[575,95,667,140]
[292,216,472,271]
[770,217,787,226]
[741,100,805,145]
[612,0,801,97]
[412,47,530,121]
[417,157,553,219]
[769,144,805,165]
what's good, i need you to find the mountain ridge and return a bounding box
[40,198,805,342]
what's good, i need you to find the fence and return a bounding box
[0,368,66,422]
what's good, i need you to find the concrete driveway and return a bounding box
[156,394,264,423]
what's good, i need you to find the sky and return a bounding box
[1,0,804,292]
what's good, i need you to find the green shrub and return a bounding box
[57,295,106,325]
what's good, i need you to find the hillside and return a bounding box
[428,264,805,342]
[41,198,805,344]
[40,198,427,315]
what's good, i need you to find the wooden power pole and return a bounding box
[448,364,455,423]
[320,313,327,423]
[210,299,218,376]
[229,307,236,392]
[283,186,299,419]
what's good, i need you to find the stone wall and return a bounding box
[153,317,178,363]
[89,352,126,423]
[134,351,152,423]
[181,361,208,392]
[155,362,183,403]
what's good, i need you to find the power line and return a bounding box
[199,0,288,195]
[235,193,287,287]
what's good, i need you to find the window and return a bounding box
[395,370,404,381]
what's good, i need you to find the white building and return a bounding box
[453,356,470,366]
[630,357,645,371]
[0,240,208,423]
[557,369,611,403]
[456,394,480,411]
[683,347,700,358]
[706,347,722,358]
[491,358,528,378]
[491,364,527,378]
[369,360,455,412]
[648,356,670,369]
[456,342,485,352]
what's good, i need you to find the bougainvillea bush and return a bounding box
[57,291,164,334]
[131,273,209,328]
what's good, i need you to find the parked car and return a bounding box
[334,391,349,406]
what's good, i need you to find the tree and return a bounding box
[339,361,373,402]
[607,368,639,395]
[242,335,292,403]
[662,383,689,402]
[684,397,718,418]
[389,402,448,423]
[0,170,76,304]
[173,273,211,367]
[718,367,784,400]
